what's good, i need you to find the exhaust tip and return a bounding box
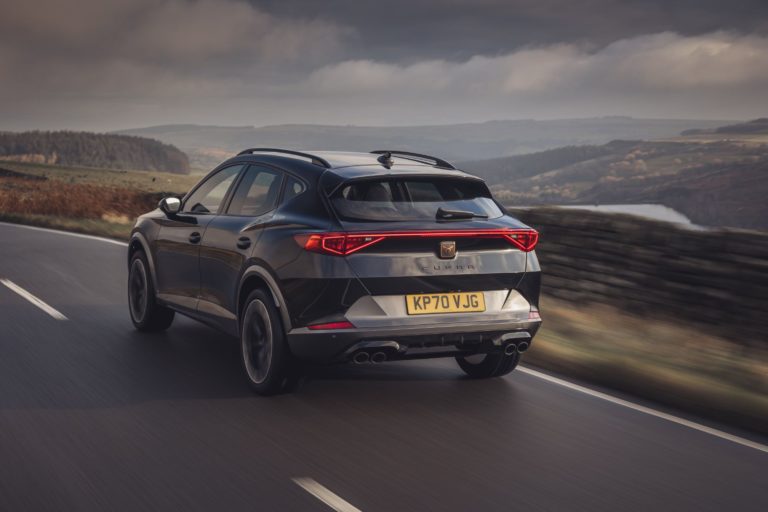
[517,341,530,353]
[352,352,370,364]
[504,344,517,356]
[371,351,387,364]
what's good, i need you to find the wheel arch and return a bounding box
[128,232,159,293]
[238,265,292,332]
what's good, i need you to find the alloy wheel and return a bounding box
[242,300,273,384]
[128,259,148,323]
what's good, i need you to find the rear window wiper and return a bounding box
[436,207,488,220]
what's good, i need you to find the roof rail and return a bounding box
[237,148,331,168]
[370,150,456,170]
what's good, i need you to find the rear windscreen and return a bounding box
[330,178,503,222]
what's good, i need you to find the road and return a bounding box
[0,221,766,511]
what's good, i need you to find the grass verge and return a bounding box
[0,213,133,240]
[527,297,768,435]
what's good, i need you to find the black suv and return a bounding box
[128,149,541,394]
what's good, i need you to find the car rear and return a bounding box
[284,166,542,363]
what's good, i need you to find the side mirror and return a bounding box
[159,196,181,216]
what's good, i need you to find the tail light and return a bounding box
[302,234,385,256]
[504,231,539,252]
[296,229,538,256]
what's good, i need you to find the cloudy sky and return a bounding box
[1,0,767,131]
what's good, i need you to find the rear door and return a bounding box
[197,165,284,334]
[154,164,243,312]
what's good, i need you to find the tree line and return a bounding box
[0,131,190,174]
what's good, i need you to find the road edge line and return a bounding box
[519,366,768,454]
[0,221,128,247]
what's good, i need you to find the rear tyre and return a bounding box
[128,251,174,332]
[240,289,295,395]
[456,351,520,378]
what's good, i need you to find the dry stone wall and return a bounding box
[510,208,768,345]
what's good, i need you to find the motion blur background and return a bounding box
[1,0,766,434]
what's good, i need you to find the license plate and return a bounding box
[405,292,486,315]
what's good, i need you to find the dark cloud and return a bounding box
[252,0,768,60]
[1,0,767,131]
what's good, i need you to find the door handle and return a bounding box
[237,236,251,250]
[188,232,201,244]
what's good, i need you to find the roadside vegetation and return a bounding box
[528,298,768,435]
[0,162,194,239]
[0,160,199,191]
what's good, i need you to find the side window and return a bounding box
[183,165,242,214]
[227,166,283,216]
[282,176,306,204]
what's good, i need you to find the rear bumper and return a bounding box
[286,317,541,362]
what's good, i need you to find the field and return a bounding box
[0,161,198,239]
[0,160,200,192]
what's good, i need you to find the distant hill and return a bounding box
[715,118,768,134]
[0,131,190,174]
[459,143,628,184]
[681,118,768,136]
[115,117,730,170]
[460,130,768,230]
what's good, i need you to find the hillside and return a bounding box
[461,129,768,230]
[0,131,190,174]
[115,117,729,170]
[682,117,768,135]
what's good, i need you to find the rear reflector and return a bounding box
[297,229,539,256]
[307,321,355,330]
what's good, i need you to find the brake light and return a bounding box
[307,321,355,330]
[297,229,538,256]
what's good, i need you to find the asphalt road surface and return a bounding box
[1,221,766,511]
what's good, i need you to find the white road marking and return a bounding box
[5,220,766,456]
[0,221,128,247]
[292,478,362,512]
[1,279,68,321]
[519,367,768,454]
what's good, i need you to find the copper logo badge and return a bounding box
[439,241,457,259]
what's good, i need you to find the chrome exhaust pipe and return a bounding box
[504,343,517,356]
[371,351,387,364]
[352,352,370,364]
[516,341,530,353]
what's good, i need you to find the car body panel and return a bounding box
[154,213,214,313]
[197,213,269,334]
